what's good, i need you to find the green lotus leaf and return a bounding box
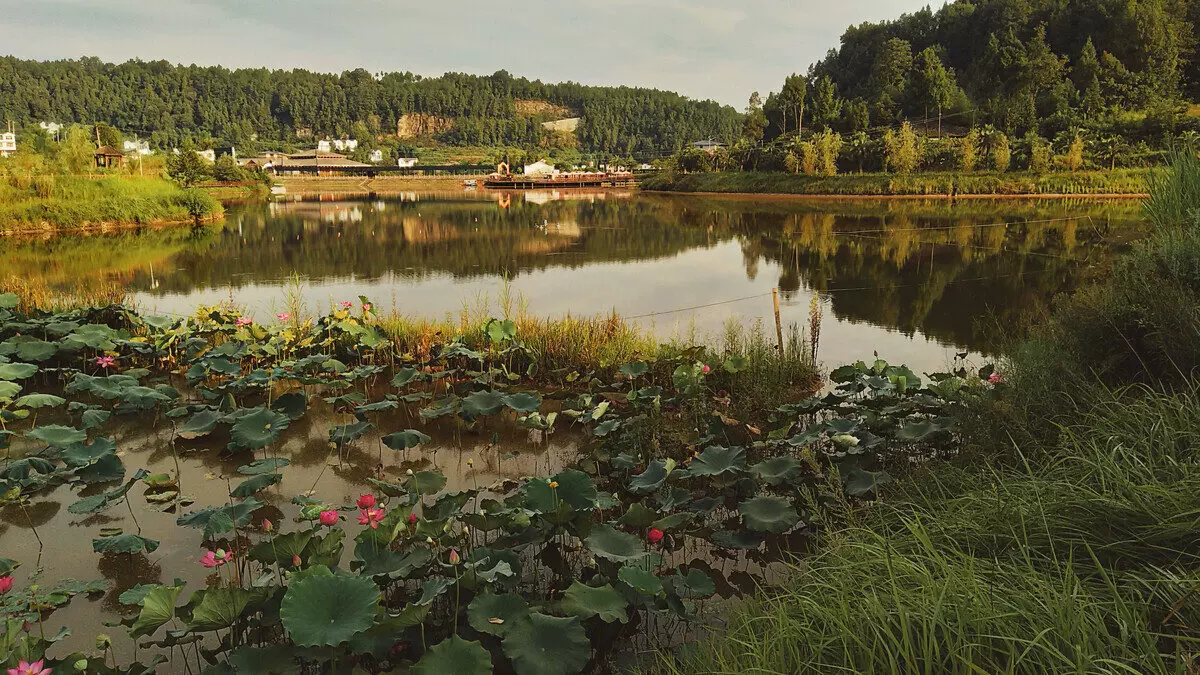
[280,574,378,647]
[560,582,628,623]
[230,473,282,498]
[75,453,125,484]
[14,394,64,409]
[118,386,171,410]
[28,424,87,447]
[618,362,649,378]
[329,421,373,445]
[685,446,746,477]
[130,584,183,638]
[618,566,663,596]
[0,381,20,401]
[842,466,892,498]
[749,456,805,486]
[299,528,345,568]
[650,512,693,531]
[0,293,16,308]
[419,395,461,419]
[62,438,116,467]
[414,635,492,675]
[411,470,448,495]
[586,524,646,563]
[525,469,598,512]
[177,498,262,540]
[249,530,313,566]
[502,613,590,675]
[896,420,943,442]
[414,577,454,606]
[382,429,431,451]
[229,408,290,451]
[825,418,859,434]
[722,355,750,373]
[81,409,111,430]
[226,646,299,675]
[486,318,517,344]
[118,583,157,606]
[503,392,541,414]
[177,410,224,440]
[616,502,657,528]
[628,460,670,494]
[665,568,717,598]
[270,391,308,421]
[738,495,800,533]
[92,533,160,554]
[467,592,530,637]
[0,363,37,380]
[354,544,431,579]
[390,367,423,388]
[237,458,290,475]
[355,400,399,416]
[16,340,57,362]
[190,586,267,632]
[462,390,506,418]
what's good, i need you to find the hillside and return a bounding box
[762,0,1198,140]
[0,58,741,158]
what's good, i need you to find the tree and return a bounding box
[1065,133,1085,172]
[167,142,213,187]
[213,154,245,182]
[778,74,808,135]
[960,128,980,172]
[841,98,870,133]
[58,125,95,175]
[743,92,767,145]
[800,141,818,175]
[885,121,920,174]
[869,38,913,123]
[914,48,956,135]
[815,130,842,176]
[992,132,1011,173]
[783,150,800,174]
[95,123,122,149]
[810,76,843,131]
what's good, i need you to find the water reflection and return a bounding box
[0,192,1143,370]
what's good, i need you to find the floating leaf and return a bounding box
[462,390,506,418]
[230,473,282,498]
[738,496,800,533]
[237,458,290,475]
[28,424,86,448]
[467,592,530,637]
[586,525,646,563]
[92,534,159,554]
[280,574,379,646]
[382,430,431,451]
[560,582,628,623]
[502,613,590,675]
[0,363,37,380]
[177,410,223,440]
[413,636,492,675]
[685,446,746,477]
[749,456,805,486]
[229,408,290,451]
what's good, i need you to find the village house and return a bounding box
[691,139,726,154]
[0,129,15,158]
[332,139,358,152]
[523,160,557,177]
[317,140,331,153]
[369,149,384,163]
[397,157,418,168]
[123,139,152,155]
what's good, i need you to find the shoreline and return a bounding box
[643,189,1149,201]
[0,213,220,237]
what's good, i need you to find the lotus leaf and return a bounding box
[249,530,313,566]
[237,458,291,475]
[62,438,116,467]
[177,410,224,439]
[0,381,20,401]
[502,613,590,675]
[270,392,308,421]
[750,456,805,486]
[226,646,299,675]
[503,392,541,414]
[177,498,262,540]
[628,460,671,494]
[586,525,646,563]
[0,363,37,380]
[896,420,943,442]
[92,534,160,554]
[617,502,657,528]
[739,496,800,533]
[28,424,86,447]
[560,582,628,623]
[467,592,530,636]
[618,566,663,596]
[665,568,717,598]
[382,429,431,451]
[710,530,764,550]
[279,574,377,647]
[190,586,267,632]
[842,465,892,498]
[417,577,454,606]
[229,408,290,450]
[329,421,373,445]
[686,445,746,477]
[525,469,597,512]
[0,293,16,308]
[81,409,110,430]
[462,390,506,418]
[130,584,183,638]
[15,340,57,362]
[230,473,282,498]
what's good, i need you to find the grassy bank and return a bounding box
[648,153,1200,673]
[0,173,222,232]
[641,169,1152,197]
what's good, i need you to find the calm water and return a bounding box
[0,190,1145,661]
[2,190,1143,371]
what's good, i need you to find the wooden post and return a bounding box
[772,288,784,357]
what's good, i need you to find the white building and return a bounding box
[123,139,152,155]
[369,149,384,163]
[332,139,358,152]
[38,122,62,136]
[523,160,557,177]
[0,131,15,158]
[317,140,331,153]
[397,157,418,168]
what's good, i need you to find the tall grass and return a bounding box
[0,174,222,230]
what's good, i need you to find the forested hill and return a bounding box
[0,57,741,156]
[765,0,1198,138]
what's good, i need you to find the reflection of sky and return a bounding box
[133,239,963,374]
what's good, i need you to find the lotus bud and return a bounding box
[96,634,112,650]
[262,518,273,533]
[292,554,302,567]
[408,513,418,524]
[548,481,559,488]
[406,469,414,476]
[426,536,434,545]
[832,434,860,448]
[448,549,461,565]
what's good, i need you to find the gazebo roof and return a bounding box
[94,146,124,157]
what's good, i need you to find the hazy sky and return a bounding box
[0,0,940,107]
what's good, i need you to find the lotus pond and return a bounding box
[0,289,1004,673]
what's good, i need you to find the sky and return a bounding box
[0,0,940,107]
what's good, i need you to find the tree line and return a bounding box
[0,57,741,158]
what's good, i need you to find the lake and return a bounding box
[0,190,1147,663]
[2,190,1144,373]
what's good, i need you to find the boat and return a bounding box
[463,179,478,188]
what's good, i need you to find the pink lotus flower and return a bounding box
[988,373,1004,385]
[356,494,376,509]
[362,303,372,312]
[95,356,116,369]
[0,576,13,594]
[448,549,461,565]
[701,364,711,374]
[648,528,664,544]
[235,317,253,327]
[339,301,354,310]
[276,313,291,321]
[7,659,51,675]
[357,507,386,529]
[261,518,273,533]
[319,510,339,526]
[199,549,227,568]
[292,554,302,567]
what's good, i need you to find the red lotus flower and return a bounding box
[339,301,354,310]
[319,510,339,526]
[276,313,291,321]
[408,513,418,524]
[292,554,302,567]
[357,507,386,529]
[988,373,1004,385]
[356,494,376,509]
[236,317,253,327]
[199,549,227,568]
[95,356,116,369]
[0,576,13,594]
[701,364,711,374]
[362,303,372,312]
[648,528,664,544]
